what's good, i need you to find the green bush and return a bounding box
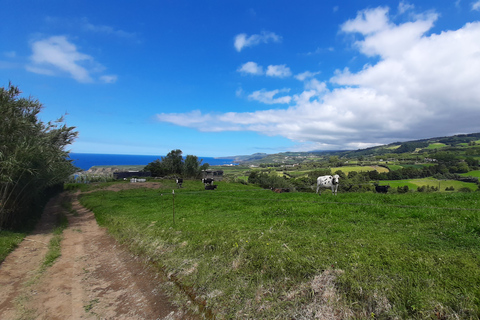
[0,83,77,229]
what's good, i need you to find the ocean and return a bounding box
[69,153,236,171]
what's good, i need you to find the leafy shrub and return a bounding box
[417,185,438,192]
[458,187,472,193]
[248,170,293,190]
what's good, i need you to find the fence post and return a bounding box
[172,189,175,226]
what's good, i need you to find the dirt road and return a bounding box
[0,192,198,320]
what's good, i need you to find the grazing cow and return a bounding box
[202,178,214,187]
[205,184,218,190]
[375,185,390,193]
[316,175,340,195]
[176,178,183,188]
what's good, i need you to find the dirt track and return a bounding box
[0,192,198,320]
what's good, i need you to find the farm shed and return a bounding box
[202,170,224,180]
[113,171,151,180]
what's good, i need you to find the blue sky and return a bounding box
[2,0,480,157]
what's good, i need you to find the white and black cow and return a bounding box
[375,185,390,193]
[176,178,183,188]
[202,178,214,187]
[316,174,340,195]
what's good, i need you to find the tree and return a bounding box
[184,155,205,178]
[143,159,167,177]
[144,150,210,178]
[1,83,78,229]
[162,149,183,175]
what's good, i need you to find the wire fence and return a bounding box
[158,188,480,212]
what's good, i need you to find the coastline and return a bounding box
[69,153,236,171]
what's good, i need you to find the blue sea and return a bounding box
[69,153,236,171]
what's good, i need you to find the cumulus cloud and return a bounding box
[82,18,137,39]
[26,36,115,83]
[234,31,282,52]
[472,0,480,11]
[266,64,292,78]
[237,61,263,75]
[237,62,292,78]
[157,6,480,150]
[248,89,292,104]
[398,1,414,14]
[341,7,438,58]
[100,75,118,83]
[295,71,321,81]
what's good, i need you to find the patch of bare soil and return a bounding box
[92,181,166,193]
[0,192,199,320]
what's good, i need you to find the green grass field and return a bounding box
[426,143,447,149]
[461,170,480,178]
[79,180,480,319]
[0,230,27,263]
[333,165,389,175]
[382,177,478,191]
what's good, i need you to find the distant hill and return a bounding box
[337,132,480,158]
[224,132,480,165]
[217,153,270,162]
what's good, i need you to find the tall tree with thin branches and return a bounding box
[0,83,78,229]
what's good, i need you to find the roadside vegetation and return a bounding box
[143,149,210,178]
[79,180,480,319]
[0,83,77,262]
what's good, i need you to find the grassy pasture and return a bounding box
[332,165,389,175]
[461,170,480,178]
[0,230,27,263]
[383,178,478,191]
[80,181,480,319]
[426,143,447,149]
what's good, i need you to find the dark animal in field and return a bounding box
[375,185,390,193]
[316,174,340,195]
[272,188,290,193]
[176,178,183,188]
[205,184,218,190]
[202,178,214,187]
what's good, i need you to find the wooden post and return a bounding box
[172,189,175,226]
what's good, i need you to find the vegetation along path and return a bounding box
[0,192,198,320]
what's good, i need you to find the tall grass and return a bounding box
[80,181,480,319]
[0,230,27,263]
[42,212,68,268]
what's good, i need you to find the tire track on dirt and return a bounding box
[0,195,59,319]
[0,192,199,319]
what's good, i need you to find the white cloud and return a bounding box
[248,89,292,104]
[341,7,391,35]
[398,1,414,14]
[295,71,321,81]
[236,87,244,97]
[27,36,93,82]
[238,62,292,78]
[472,0,480,11]
[304,79,327,94]
[266,64,292,78]
[26,36,115,83]
[100,75,118,83]
[157,6,480,150]
[341,7,438,59]
[82,18,137,39]
[237,61,264,75]
[234,31,282,52]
